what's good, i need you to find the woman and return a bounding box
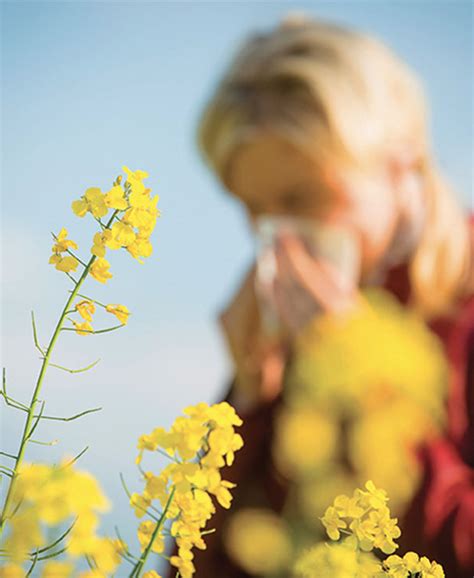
[179,16,473,577]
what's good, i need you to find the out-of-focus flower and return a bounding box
[0,563,26,578]
[276,288,448,526]
[3,462,111,567]
[273,406,338,478]
[294,538,381,578]
[224,509,292,575]
[39,561,73,578]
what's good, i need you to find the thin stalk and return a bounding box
[129,487,176,578]
[0,210,119,538]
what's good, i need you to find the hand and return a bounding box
[272,232,360,334]
[219,265,287,412]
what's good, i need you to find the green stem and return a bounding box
[0,258,94,536]
[129,487,176,578]
[0,210,119,539]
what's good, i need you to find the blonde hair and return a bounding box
[198,17,472,317]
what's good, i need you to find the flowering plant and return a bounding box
[0,168,244,577]
[295,480,444,578]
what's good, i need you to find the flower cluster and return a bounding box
[292,481,444,578]
[49,228,79,273]
[72,166,159,272]
[383,552,445,578]
[1,462,124,577]
[321,480,400,554]
[133,401,244,578]
[70,298,130,335]
[274,289,447,519]
[294,538,381,578]
[49,166,159,284]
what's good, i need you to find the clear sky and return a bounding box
[1,0,472,563]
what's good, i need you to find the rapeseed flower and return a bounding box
[75,299,95,322]
[105,304,130,324]
[89,258,112,284]
[49,228,79,273]
[133,401,243,578]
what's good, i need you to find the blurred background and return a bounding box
[1,0,472,558]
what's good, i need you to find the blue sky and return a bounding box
[1,0,472,565]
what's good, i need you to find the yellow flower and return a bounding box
[170,547,195,578]
[110,221,136,248]
[49,254,79,273]
[127,235,153,263]
[137,520,165,553]
[75,299,95,322]
[49,228,80,272]
[39,561,73,578]
[294,539,375,578]
[89,537,122,574]
[89,258,112,283]
[143,572,162,578]
[321,506,347,541]
[358,480,389,510]
[5,462,110,564]
[130,492,151,518]
[105,303,130,324]
[144,472,167,502]
[71,199,88,217]
[72,320,93,335]
[72,187,108,219]
[0,564,26,578]
[123,165,149,195]
[104,185,128,210]
[52,228,78,253]
[273,407,337,478]
[224,509,292,576]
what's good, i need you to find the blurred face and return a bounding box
[227,132,406,279]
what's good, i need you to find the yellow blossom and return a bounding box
[72,320,93,335]
[39,561,73,578]
[104,185,128,210]
[52,228,78,253]
[137,520,165,553]
[321,506,347,541]
[127,235,153,262]
[123,165,149,195]
[130,492,151,518]
[75,299,95,322]
[105,303,130,324]
[110,221,136,247]
[224,509,292,576]
[143,572,162,578]
[49,254,79,273]
[0,564,26,578]
[72,187,108,219]
[89,257,112,283]
[170,546,195,578]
